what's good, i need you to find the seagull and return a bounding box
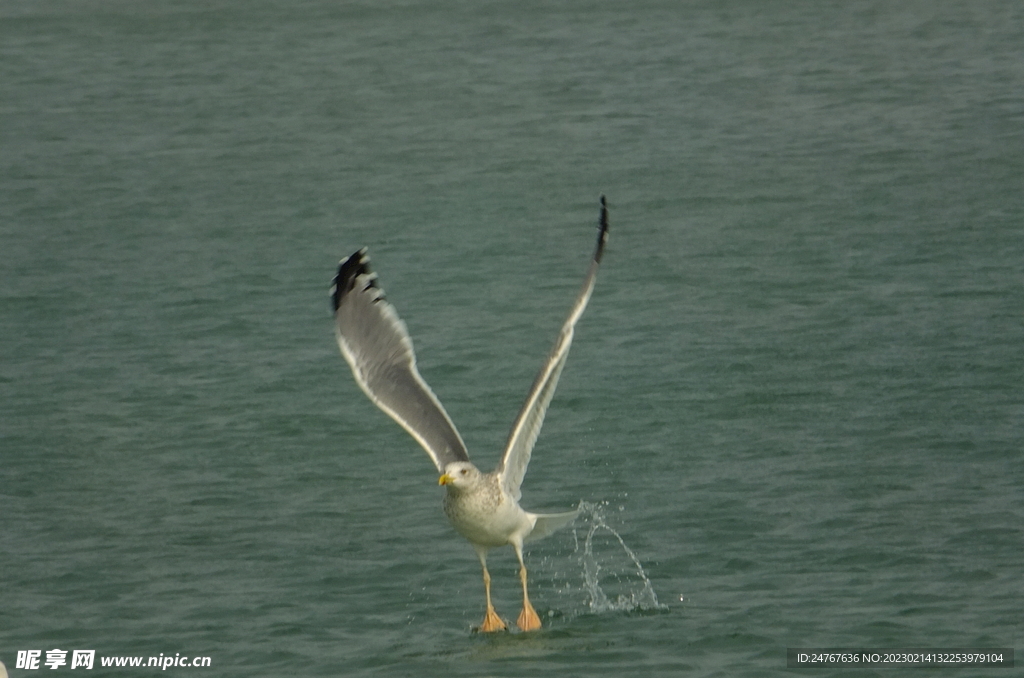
[331,197,609,632]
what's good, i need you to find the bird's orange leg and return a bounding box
[514,544,542,631]
[478,562,506,632]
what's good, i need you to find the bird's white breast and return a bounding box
[442,476,534,548]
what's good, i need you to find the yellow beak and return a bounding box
[438,473,453,486]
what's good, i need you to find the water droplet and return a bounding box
[572,501,667,614]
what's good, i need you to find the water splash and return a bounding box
[569,500,667,614]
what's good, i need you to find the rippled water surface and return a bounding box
[2,1,1021,676]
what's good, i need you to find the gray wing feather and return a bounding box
[332,249,470,473]
[497,197,609,499]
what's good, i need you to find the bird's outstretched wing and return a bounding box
[497,197,609,500]
[332,249,470,473]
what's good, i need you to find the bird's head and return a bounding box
[438,461,482,493]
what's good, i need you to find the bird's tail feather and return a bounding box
[525,506,580,544]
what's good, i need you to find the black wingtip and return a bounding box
[331,247,373,312]
[594,195,609,263]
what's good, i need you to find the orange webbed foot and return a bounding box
[516,601,542,632]
[478,606,507,633]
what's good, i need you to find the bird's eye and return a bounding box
[460,469,468,475]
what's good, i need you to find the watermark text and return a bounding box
[15,650,211,670]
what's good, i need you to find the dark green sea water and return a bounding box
[2,1,1021,676]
